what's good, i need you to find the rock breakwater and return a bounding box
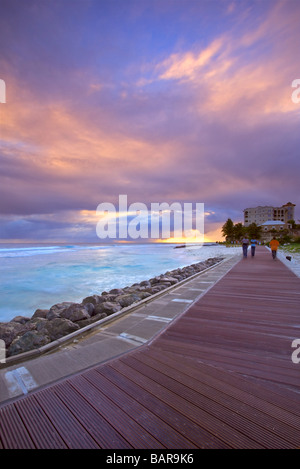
[0,257,223,357]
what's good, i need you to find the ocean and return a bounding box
[0,242,240,322]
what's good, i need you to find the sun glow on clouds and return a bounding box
[158,38,223,81]
[149,2,300,120]
[0,0,299,242]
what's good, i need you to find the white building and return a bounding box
[243,202,295,227]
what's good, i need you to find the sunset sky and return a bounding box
[0,0,299,243]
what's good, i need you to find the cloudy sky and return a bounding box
[0,0,299,243]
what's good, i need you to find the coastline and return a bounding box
[0,242,239,322]
[0,256,224,359]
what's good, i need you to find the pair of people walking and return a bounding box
[241,237,279,259]
[242,237,257,258]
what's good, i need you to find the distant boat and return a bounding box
[174,242,218,249]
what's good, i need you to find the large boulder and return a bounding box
[47,302,75,320]
[159,276,179,285]
[0,321,28,348]
[32,309,49,319]
[139,280,152,288]
[136,291,152,300]
[82,295,103,306]
[94,302,121,315]
[11,316,31,325]
[8,330,51,356]
[37,317,80,341]
[109,288,124,295]
[60,303,91,322]
[77,312,108,328]
[114,293,140,308]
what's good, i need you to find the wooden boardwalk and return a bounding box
[1,247,300,449]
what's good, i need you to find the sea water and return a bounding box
[0,243,240,322]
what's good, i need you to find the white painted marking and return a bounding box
[4,371,24,396]
[146,315,172,323]
[16,367,37,391]
[119,333,147,344]
[171,299,193,303]
[196,281,214,283]
[4,367,37,396]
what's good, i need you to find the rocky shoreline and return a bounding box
[0,256,224,358]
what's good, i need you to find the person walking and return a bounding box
[269,237,280,260]
[250,239,257,257]
[242,236,249,258]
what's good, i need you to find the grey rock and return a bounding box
[37,318,80,341]
[83,302,95,316]
[60,304,91,322]
[114,294,140,308]
[0,322,25,347]
[33,317,48,331]
[32,309,49,319]
[94,302,121,315]
[11,316,31,324]
[82,295,102,306]
[49,302,75,315]
[8,330,51,356]
[77,312,107,328]
[159,276,179,285]
[139,280,152,288]
[109,288,124,295]
[136,291,152,300]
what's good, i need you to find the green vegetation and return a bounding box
[279,242,300,254]
[221,218,300,247]
[221,219,262,243]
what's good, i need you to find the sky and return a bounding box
[0,0,299,243]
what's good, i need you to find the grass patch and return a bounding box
[279,243,300,254]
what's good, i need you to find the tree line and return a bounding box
[221,219,262,243]
[221,218,299,244]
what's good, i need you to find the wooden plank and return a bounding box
[100,362,231,449]
[132,349,300,447]
[110,358,264,449]
[52,381,133,449]
[14,395,68,449]
[68,374,164,449]
[0,404,35,449]
[34,388,100,449]
[148,348,300,421]
[121,354,295,449]
[86,367,197,449]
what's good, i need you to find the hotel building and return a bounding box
[243,202,295,227]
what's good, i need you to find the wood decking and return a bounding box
[1,247,300,449]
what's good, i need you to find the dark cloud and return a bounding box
[0,0,299,241]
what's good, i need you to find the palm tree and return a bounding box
[221,218,235,242]
[233,223,246,242]
[246,223,262,240]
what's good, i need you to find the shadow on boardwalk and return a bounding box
[1,247,300,449]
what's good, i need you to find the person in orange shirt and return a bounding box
[269,237,280,259]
